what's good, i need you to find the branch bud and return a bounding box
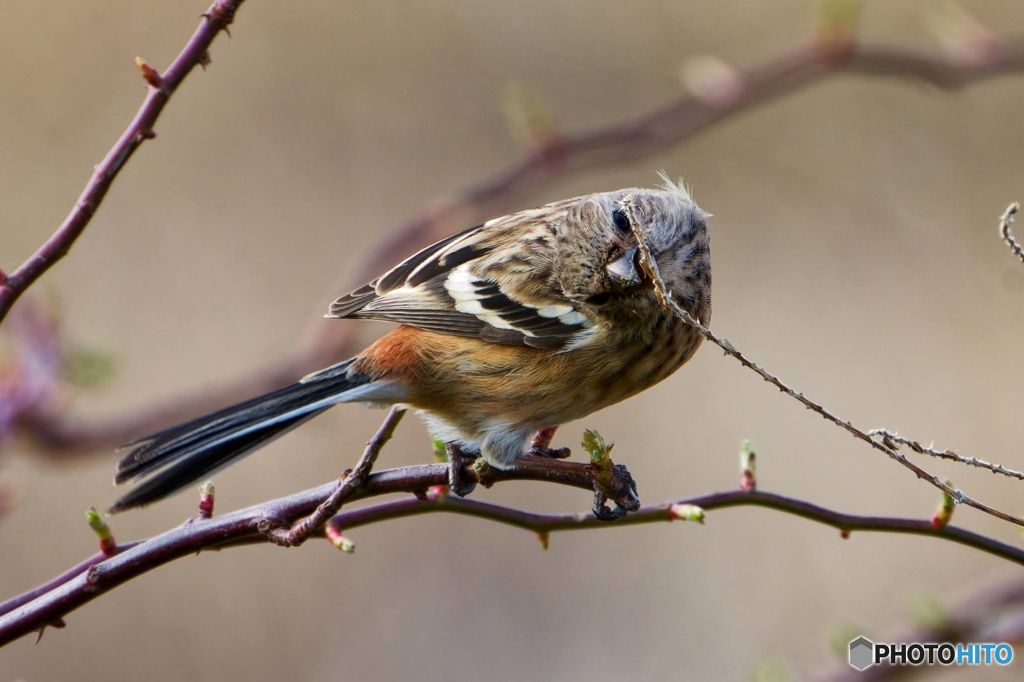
[134,57,163,89]
[581,429,613,465]
[326,523,355,553]
[739,440,757,492]
[680,55,744,108]
[669,503,706,524]
[927,3,1003,68]
[501,81,557,148]
[931,481,956,529]
[582,428,615,488]
[812,0,862,63]
[198,481,215,519]
[85,507,116,556]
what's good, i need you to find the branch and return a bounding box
[261,406,405,546]
[0,0,246,325]
[869,429,1024,481]
[2,461,1023,648]
[1000,202,1024,265]
[13,35,1024,458]
[624,197,1024,528]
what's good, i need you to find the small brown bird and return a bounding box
[110,176,711,513]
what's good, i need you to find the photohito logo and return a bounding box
[848,637,1013,670]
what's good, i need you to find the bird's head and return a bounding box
[554,174,712,325]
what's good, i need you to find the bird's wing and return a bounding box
[327,207,594,349]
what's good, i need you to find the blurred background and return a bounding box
[2,0,1024,679]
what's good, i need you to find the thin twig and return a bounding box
[1000,202,1024,264]
[261,407,405,546]
[869,429,1024,481]
[0,0,245,325]
[14,37,1024,458]
[625,198,1024,528]
[2,474,1023,648]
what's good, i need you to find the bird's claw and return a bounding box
[446,443,479,497]
[528,445,572,459]
[588,463,640,521]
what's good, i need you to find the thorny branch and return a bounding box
[10,33,1024,456]
[624,197,1024,528]
[1001,202,1024,265]
[0,0,245,325]
[868,429,1024,481]
[3,450,1024,647]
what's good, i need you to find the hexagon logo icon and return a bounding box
[849,637,874,670]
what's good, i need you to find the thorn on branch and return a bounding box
[200,1,238,36]
[134,57,163,89]
[35,618,65,644]
[537,532,550,550]
[199,52,213,70]
[85,507,116,557]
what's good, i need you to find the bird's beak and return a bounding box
[607,247,641,287]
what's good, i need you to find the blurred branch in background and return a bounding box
[0,0,245,326]
[0,2,1023,670]
[5,17,1024,461]
[2,434,1023,648]
[816,578,1024,681]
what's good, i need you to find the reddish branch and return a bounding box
[2,458,1023,648]
[3,10,1024,656]
[12,36,1024,457]
[0,0,245,325]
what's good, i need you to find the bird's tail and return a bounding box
[109,359,395,513]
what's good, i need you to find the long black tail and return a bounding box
[109,359,369,513]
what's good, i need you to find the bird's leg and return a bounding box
[446,442,479,497]
[528,426,571,459]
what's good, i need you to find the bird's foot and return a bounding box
[446,443,479,497]
[586,463,640,520]
[528,426,571,459]
[581,428,639,520]
[529,445,572,459]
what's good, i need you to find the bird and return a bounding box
[109,176,711,513]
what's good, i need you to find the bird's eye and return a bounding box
[611,209,630,233]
